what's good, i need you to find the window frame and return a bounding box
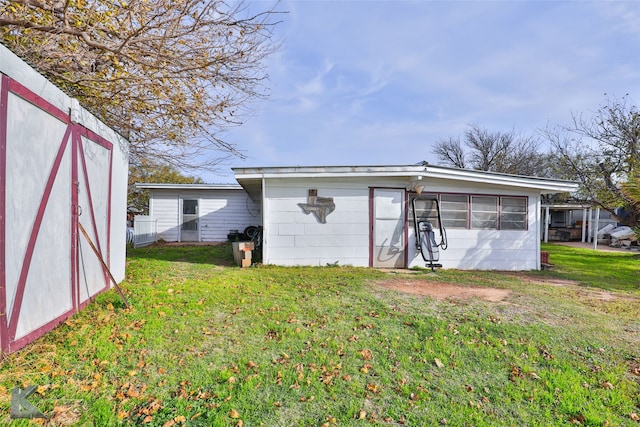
[407,191,528,231]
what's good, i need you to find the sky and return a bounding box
[205,0,640,183]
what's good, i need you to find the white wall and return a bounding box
[408,179,541,270]
[262,176,542,270]
[151,190,180,242]
[150,189,261,242]
[200,190,261,241]
[264,177,406,266]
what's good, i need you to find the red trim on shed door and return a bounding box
[76,127,114,268]
[3,76,69,123]
[8,124,73,341]
[76,132,111,301]
[71,128,79,310]
[0,75,10,350]
[0,74,117,353]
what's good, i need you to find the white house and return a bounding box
[136,183,261,243]
[141,164,577,270]
[0,44,129,353]
[231,164,578,270]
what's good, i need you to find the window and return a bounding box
[471,196,498,229]
[500,197,527,230]
[407,191,528,231]
[440,194,468,229]
[408,193,438,225]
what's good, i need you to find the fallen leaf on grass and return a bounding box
[360,349,373,360]
[529,372,541,380]
[366,383,382,394]
[601,382,615,390]
[360,364,373,374]
[434,358,444,368]
[229,409,240,418]
[569,414,586,424]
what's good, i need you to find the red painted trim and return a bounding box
[71,128,79,310]
[76,126,113,151]
[369,187,409,269]
[403,189,409,268]
[8,124,72,340]
[0,74,120,353]
[75,126,114,269]
[7,279,112,352]
[0,76,10,351]
[77,135,110,293]
[8,306,75,353]
[107,147,113,267]
[4,77,69,123]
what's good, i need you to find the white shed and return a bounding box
[0,45,129,353]
[232,164,578,270]
[136,183,261,243]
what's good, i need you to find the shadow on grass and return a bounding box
[126,242,238,266]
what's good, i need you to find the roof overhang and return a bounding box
[232,164,579,198]
[134,183,243,191]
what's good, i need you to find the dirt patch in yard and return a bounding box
[374,278,511,302]
[505,272,640,303]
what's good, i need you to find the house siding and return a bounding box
[262,176,542,270]
[150,189,260,242]
[264,177,405,266]
[151,191,180,242]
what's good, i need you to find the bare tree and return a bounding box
[1,0,282,171]
[433,137,467,169]
[541,95,640,227]
[434,124,548,176]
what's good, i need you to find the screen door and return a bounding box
[181,199,199,241]
[372,188,405,268]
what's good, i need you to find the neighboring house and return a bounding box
[135,183,261,243]
[541,204,617,242]
[0,44,129,353]
[232,164,578,270]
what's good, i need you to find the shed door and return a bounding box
[181,199,199,242]
[371,188,406,268]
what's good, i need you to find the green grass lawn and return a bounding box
[1,243,638,426]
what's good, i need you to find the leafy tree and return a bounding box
[128,160,204,212]
[1,0,281,171]
[434,124,550,176]
[541,95,640,227]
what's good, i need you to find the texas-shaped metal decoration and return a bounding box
[298,189,335,223]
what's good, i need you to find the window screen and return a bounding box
[440,194,468,229]
[500,197,527,230]
[471,196,498,229]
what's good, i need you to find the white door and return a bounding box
[372,188,406,268]
[181,199,199,242]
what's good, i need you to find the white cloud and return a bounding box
[201,0,640,183]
